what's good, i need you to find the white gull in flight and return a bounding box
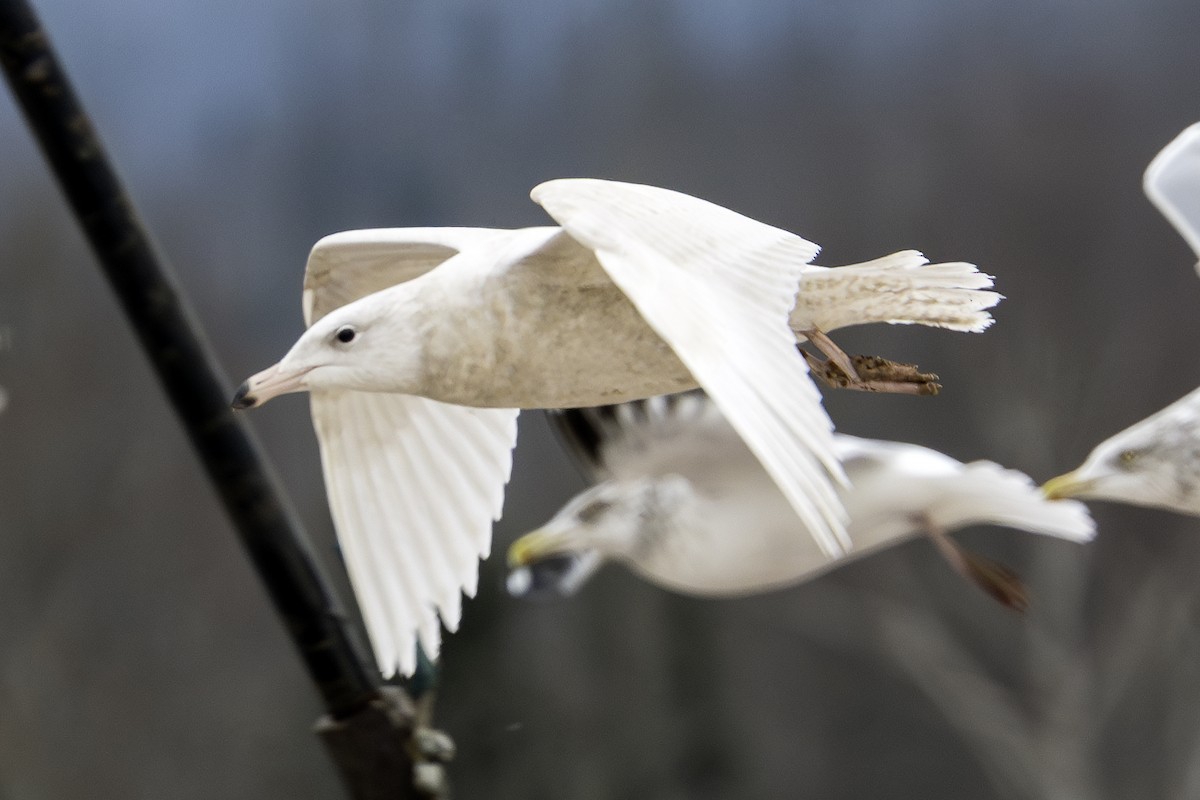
[234,178,999,675]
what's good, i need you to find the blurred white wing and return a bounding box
[550,392,736,482]
[312,391,518,676]
[1144,122,1200,269]
[532,178,850,556]
[303,227,509,324]
[837,435,1095,544]
[927,460,1095,541]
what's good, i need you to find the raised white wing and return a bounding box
[1144,122,1200,269]
[303,227,509,325]
[312,390,519,676]
[532,178,850,556]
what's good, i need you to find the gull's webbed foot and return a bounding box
[956,550,1029,612]
[925,524,1028,612]
[799,328,941,396]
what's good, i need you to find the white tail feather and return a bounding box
[926,461,1095,542]
[791,250,1002,334]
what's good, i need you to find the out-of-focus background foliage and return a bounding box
[3,1,1200,797]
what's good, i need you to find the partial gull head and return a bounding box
[234,178,1000,676]
[1044,386,1200,514]
[234,281,430,407]
[1044,122,1200,514]
[510,392,1094,605]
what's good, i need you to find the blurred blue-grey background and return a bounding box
[3,1,1200,797]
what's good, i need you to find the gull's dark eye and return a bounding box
[334,325,357,345]
[1118,449,1139,467]
[576,498,612,524]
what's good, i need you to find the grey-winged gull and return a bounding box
[509,392,1094,605]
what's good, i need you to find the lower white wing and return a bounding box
[1144,122,1200,268]
[311,391,519,676]
[532,178,850,557]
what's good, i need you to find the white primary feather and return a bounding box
[1143,122,1200,269]
[313,391,517,676]
[532,178,850,556]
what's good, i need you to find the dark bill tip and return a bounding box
[506,552,599,599]
[230,381,257,410]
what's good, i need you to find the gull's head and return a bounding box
[1043,423,1198,512]
[506,475,695,592]
[232,292,420,410]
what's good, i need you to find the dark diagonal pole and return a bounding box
[0,2,433,797]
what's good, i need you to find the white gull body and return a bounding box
[1044,122,1200,512]
[510,393,1095,598]
[236,178,999,675]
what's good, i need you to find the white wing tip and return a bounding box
[1144,122,1200,193]
[957,461,1098,542]
[531,177,594,205]
[1143,123,1200,262]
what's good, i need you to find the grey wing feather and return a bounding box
[549,391,723,480]
[547,407,619,479]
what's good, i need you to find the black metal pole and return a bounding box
[0,8,455,795]
[0,0,380,719]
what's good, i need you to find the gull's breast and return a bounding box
[630,490,831,595]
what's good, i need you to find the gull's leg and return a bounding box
[406,647,454,797]
[801,327,861,379]
[922,516,1028,612]
[799,328,941,396]
[410,723,454,797]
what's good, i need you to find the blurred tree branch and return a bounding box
[0,1,437,796]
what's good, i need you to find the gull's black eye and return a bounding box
[576,498,612,524]
[1118,449,1140,468]
[334,325,357,345]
